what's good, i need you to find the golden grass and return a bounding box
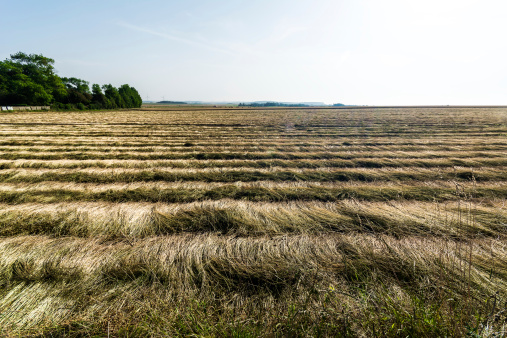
[0,200,505,239]
[1,158,507,170]
[0,234,505,335]
[0,107,506,336]
[0,166,505,185]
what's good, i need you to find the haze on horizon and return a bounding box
[2,0,506,106]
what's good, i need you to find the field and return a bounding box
[0,107,506,337]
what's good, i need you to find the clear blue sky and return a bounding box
[2,0,507,105]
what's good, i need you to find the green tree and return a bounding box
[0,60,26,104]
[118,84,142,108]
[61,77,92,105]
[102,84,124,108]
[130,86,142,108]
[6,52,63,105]
[0,52,143,109]
[0,52,64,105]
[118,84,133,108]
[61,77,91,94]
[91,84,108,108]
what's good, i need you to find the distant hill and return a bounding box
[240,102,306,107]
[157,101,187,104]
[239,101,328,107]
[250,101,326,106]
[142,100,345,107]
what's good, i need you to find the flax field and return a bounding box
[0,107,506,337]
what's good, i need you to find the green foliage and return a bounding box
[0,52,142,110]
[51,102,64,110]
[102,84,123,108]
[118,84,142,108]
[90,83,110,109]
[61,77,91,94]
[0,52,63,106]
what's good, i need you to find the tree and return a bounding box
[0,60,26,105]
[118,84,142,108]
[0,52,143,109]
[102,84,123,108]
[0,52,71,105]
[118,84,133,108]
[91,84,108,107]
[2,52,62,105]
[10,52,55,71]
[61,77,91,94]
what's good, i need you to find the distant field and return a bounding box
[0,107,506,336]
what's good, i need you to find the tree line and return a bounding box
[0,52,142,110]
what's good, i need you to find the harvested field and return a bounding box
[0,107,506,336]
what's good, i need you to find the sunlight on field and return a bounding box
[0,107,506,336]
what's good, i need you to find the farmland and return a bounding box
[0,107,506,336]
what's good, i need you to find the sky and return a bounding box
[2,0,507,105]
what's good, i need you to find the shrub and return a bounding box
[51,102,64,111]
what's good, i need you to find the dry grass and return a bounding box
[0,200,505,239]
[0,107,506,336]
[0,166,506,184]
[0,234,506,335]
